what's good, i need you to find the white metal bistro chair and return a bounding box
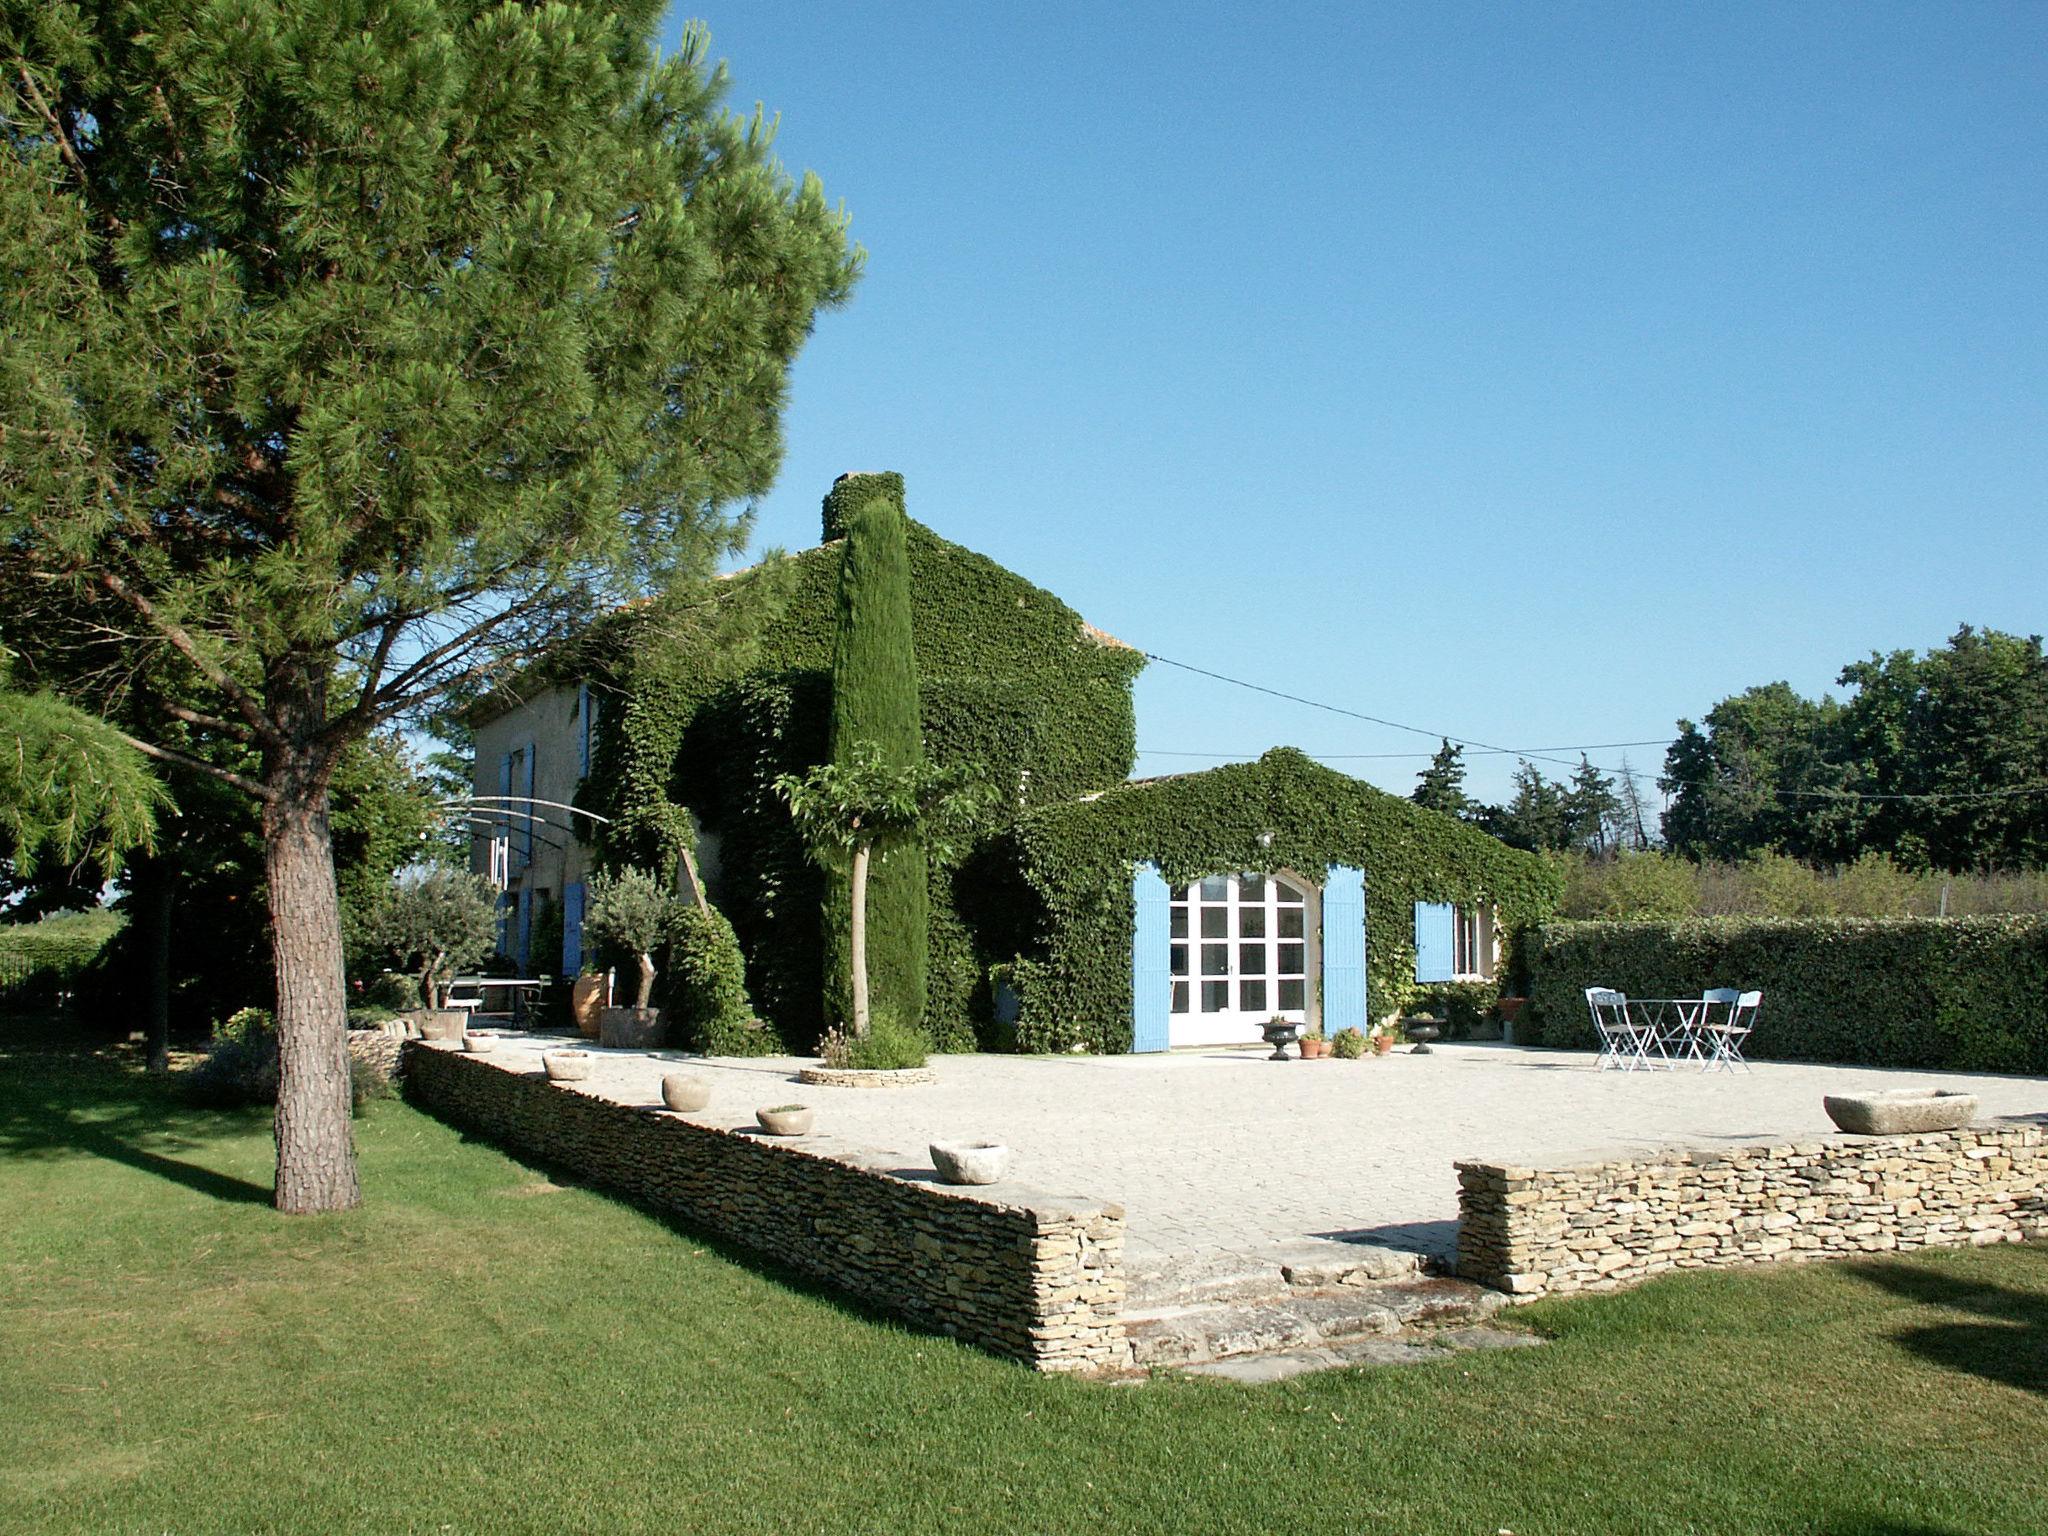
[1587,987,1657,1071]
[1675,987,1741,1065]
[1696,989,1760,1073]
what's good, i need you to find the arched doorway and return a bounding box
[1167,871,1320,1047]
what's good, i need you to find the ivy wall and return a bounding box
[1007,749,1562,1053]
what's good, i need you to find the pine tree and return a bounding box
[1411,738,1472,819]
[1564,756,1624,857]
[0,6,857,1211]
[823,478,927,1033]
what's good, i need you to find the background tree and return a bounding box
[1,680,165,883]
[1411,739,1472,819]
[0,6,857,1211]
[367,867,497,1010]
[1479,760,1571,852]
[778,750,988,1038]
[1563,755,1623,858]
[823,482,927,1030]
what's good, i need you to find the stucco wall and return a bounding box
[1457,1124,2047,1299]
[403,1042,1129,1372]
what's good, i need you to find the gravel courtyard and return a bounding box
[464,1034,2048,1278]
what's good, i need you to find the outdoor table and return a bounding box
[1613,997,1734,1070]
[448,976,547,1019]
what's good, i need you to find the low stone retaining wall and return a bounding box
[1457,1123,2047,1299]
[346,1029,406,1082]
[402,1043,1127,1372]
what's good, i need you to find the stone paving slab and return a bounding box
[459,1033,2048,1273]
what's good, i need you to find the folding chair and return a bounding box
[1677,987,1741,1066]
[1586,987,1653,1071]
[1697,989,1759,1073]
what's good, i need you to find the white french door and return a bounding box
[1168,874,1312,1046]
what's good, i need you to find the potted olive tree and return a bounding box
[367,867,498,1041]
[583,866,683,1048]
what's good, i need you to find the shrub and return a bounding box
[186,1007,387,1114]
[365,869,497,1008]
[819,1009,928,1071]
[663,905,769,1056]
[359,971,420,1012]
[0,909,123,1012]
[1331,1026,1366,1059]
[1524,915,2048,1073]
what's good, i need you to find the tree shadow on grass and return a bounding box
[0,1050,273,1204]
[1843,1247,2048,1398]
[1817,1520,1982,1536]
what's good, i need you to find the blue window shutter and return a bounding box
[562,882,585,977]
[1414,902,1456,983]
[578,683,592,778]
[516,887,533,973]
[1322,865,1366,1033]
[1130,863,1171,1053]
[520,741,536,863]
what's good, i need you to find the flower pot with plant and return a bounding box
[583,868,686,1049]
[1298,1027,1329,1059]
[1371,1031,1394,1056]
[1331,1026,1366,1060]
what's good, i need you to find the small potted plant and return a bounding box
[583,867,683,1049]
[1298,1026,1330,1059]
[1370,1029,1395,1057]
[1331,1026,1366,1060]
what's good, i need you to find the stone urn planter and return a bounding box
[415,1009,469,1043]
[599,1006,665,1050]
[570,974,607,1039]
[756,1104,813,1137]
[1823,1089,1979,1135]
[1260,1016,1302,1061]
[461,1033,496,1054]
[661,1073,712,1113]
[930,1141,1010,1185]
[543,1050,592,1082]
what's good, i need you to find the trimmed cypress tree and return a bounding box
[823,476,926,1032]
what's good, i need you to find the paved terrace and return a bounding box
[460,1034,2048,1282]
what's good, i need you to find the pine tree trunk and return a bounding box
[849,842,871,1037]
[262,691,359,1214]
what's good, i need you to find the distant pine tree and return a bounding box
[823,478,928,1031]
[1412,739,1472,819]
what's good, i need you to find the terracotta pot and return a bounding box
[1496,996,1527,1023]
[1371,1035,1394,1056]
[1299,1038,1330,1059]
[599,1005,664,1049]
[570,973,607,1038]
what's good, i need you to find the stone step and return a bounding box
[1179,1323,1543,1384]
[1124,1277,1507,1368]
[1125,1238,1432,1310]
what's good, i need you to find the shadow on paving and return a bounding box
[1844,1247,2048,1398]
[0,1050,273,1205]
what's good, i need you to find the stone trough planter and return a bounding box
[1823,1088,1979,1135]
[543,1050,593,1083]
[461,1033,496,1054]
[756,1104,813,1137]
[797,1065,938,1089]
[660,1073,712,1113]
[930,1142,1010,1185]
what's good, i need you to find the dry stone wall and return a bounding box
[402,1042,1127,1372]
[1458,1124,2047,1299]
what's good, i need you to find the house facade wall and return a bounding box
[470,683,598,975]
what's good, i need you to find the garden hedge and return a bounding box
[0,911,121,1012]
[1524,916,2048,1074]
[1008,749,1561,1052]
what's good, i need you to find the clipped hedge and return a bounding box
[0,911,122,1012]
[662,906,773,1057]
[1525,916,2048,1074]
[1009,749,1561,1053]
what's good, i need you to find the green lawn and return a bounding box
[3,1048,2044,1536]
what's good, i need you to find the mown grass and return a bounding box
[2,1046,2044,1535]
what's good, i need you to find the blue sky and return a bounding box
[662,2,2045,809]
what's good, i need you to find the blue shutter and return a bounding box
[562,882,585,977]
[516,887,533,973]
[1130,863,1172,1053]
[520,741,537,863]
[1414,902,1456,983]
[1322,865,1366,1033]
[578,683,593,778]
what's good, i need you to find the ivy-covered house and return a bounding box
[468,472,1557,1054]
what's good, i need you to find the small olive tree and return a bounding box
[368,868,499,1009]
[583,867,686,1011]
[775,748,989,1037]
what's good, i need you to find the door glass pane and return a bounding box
[1275,879,1302,903]
[1278,942,1305,975]
[1278,907,1304,939]
[1201,943,1228,976]
[1200,875,1230,901]
[1239,979,1267,1012]
[1238,943,1266,975]
[1170,944,1187,976]
[1238,906,1266,938]
[1201,908,1227,938]
[1201,980,1229,1012]
[1278,979,1305,1011]
[1172,981,1189,1014]
[1238,874,1265,901]
[1170,907,1188,940]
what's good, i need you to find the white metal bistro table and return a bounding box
[447,976,547,1020]
[1594,996,1755,1072]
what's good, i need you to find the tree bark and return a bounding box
[262,682,359,1214]
[849,842,870,1037]
[634,951,656,1010]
